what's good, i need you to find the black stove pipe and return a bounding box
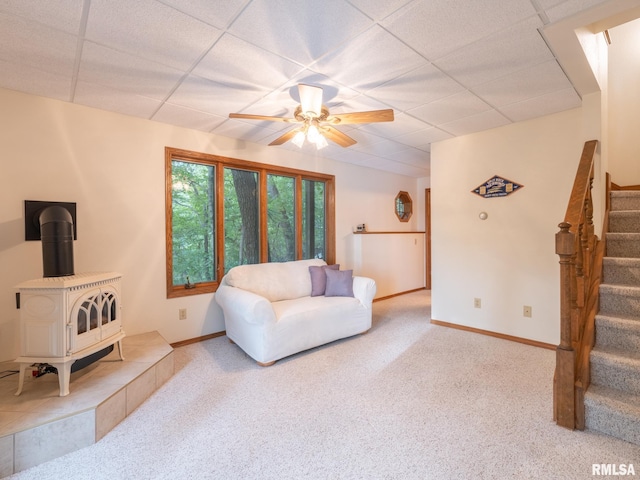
[39,206,74,277]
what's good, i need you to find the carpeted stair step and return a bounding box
[586,190,640,446]
[585,384,640,446]
[609,210,640,233]
[606,233,640,258]
[598,284,640,319]
[595,314,640,352]
[611,191,640,211]
[590,349,640,395]
[603,257,640,286]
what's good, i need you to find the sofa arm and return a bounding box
[214,285,276,326]
[353,276,376,307]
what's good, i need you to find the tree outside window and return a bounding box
[165,147,335,298]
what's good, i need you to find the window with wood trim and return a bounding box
[165,147,335,298]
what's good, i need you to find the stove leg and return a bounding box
[116,339,125,361]
[14,363,28,396]
[54,362,73,397]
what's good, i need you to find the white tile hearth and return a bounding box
[0,331,174,477]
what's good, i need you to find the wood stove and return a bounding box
[15,272,125,396]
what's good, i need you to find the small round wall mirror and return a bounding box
[395,191,412,222]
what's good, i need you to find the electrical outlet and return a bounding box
[523,305,532,318]
[179,308,187,320]
[474,298,481,308]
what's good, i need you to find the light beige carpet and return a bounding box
[8,290,640,479]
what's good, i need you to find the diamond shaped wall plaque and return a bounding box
[472,175,523,198]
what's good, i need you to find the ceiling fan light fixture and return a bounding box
[229,83,393,149]
[307,123,321,142]
[307,123,328,149]
[292,130,306,148]
[313,132,328,149]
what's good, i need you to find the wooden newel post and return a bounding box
[555,221,576,429]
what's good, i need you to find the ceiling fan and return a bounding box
[229,84,394,149]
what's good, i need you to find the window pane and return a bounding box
[302,179,326,259]
[267,174,296,262]
[224,168,259,271]
[172,160,216,285]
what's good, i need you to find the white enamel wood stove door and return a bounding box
[69,285,121,353]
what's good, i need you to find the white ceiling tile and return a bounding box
[440,109,511,136]
[0,0,614,178]
[499,87,581,122]
[435,16,551,88]
[192,34,303,90]
[329,149,383,167]
[212,119,287,144]
[387,147,430,166]
[78,42,184,100]
[228,0,372,65]
[0,59,71,101]
[354,138,413,156]
[0,13,77,76]
[158,0,248,29]
[313,25,427,91]
[329,93,394,113]
[535,0,566,7]
[166,75,266,114]
[86,0,222,71]
[473,59,574,107]
[347,0,414,21]
[544,0,610,23]
[365,157,429,178]
[393,127,454,147]
[73,80,163,118]
[152,102,227,132]
[408,91,493,125]
[355,112,427,139]
[383,0,538,60]
[0,0,84,34]
[210,120,250,137]
[366,63,465,112]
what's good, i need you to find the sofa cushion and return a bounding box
[224,259,326,302]
[309,264,340,296]
[325,269,354,297]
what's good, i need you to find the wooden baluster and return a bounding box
[555,221,576,429]
[582,196,592,281]
[586,174,595,249]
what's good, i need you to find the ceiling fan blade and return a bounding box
[326,109,394,125]
[229,113,297,123]
[269,127,302,146]
[298,84,323,116]
[321,126,357,147]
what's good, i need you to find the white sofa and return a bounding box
[214,259,376,366]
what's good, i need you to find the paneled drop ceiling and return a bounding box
[0,0,622,177]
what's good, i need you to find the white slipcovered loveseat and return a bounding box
[214,259,376,366]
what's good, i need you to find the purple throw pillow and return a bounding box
[309,264,340,296]
[324,269,354,297]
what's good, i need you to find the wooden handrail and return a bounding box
[553,140,603,430]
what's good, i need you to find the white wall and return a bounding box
[431,108,587,345]
[353,233,424,298]
[608,18,640,185]
[0,88,418,362]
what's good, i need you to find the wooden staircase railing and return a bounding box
[554,139,604,430]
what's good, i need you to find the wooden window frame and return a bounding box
[165,147,335,298]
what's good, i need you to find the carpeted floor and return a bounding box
[8,290,640,479]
